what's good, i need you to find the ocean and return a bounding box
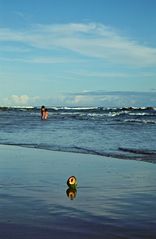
[0,106,156,239]
[0,106,156,163]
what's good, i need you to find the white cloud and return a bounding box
[51,91,156,107]
[3,95,39,106]
[0,23,156,67]
[2,91,156,107]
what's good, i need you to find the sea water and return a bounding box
[0,107,156,239]
[0,106,156,163]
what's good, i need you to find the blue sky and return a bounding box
[0,0,156,107]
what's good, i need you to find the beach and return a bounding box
[0,145,156,239]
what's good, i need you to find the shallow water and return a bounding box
[0,146,156,239]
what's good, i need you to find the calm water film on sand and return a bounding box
[0,107,156,238]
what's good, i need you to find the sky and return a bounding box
[0,0,156,107]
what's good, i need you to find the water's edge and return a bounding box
[1,143,156,164]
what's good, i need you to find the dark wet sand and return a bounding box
[0,145,156,239]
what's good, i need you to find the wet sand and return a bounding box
[0,145,156,239]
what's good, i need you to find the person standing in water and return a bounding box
[40,105,45,119]
[40,106,48,120]
[43,108,48,120]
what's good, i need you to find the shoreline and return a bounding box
[0,145,156,238]
[0,143,156,164]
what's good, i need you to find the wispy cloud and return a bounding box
[0,56,79,64]
[69,70,156,79]
[0,23,156,67]
[0,45,30,53]
[14,11,26,19]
